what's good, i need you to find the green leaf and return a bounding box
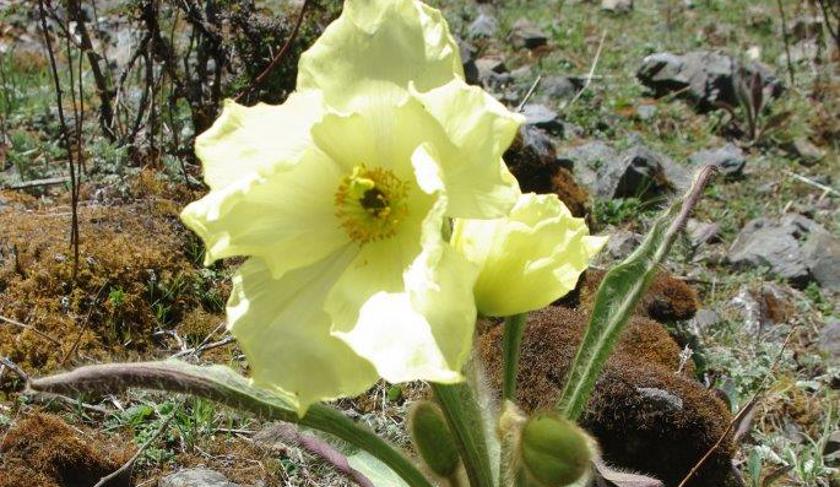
[556,166,716,420]
[348,449,410,487]
[29,360,433,487]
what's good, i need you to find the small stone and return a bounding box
[785,137,825,166]
[160,469,243,487]
[686,219,721,248]
[522,103,563,133]
[475,56,506,75]
[689,308,721,335]
[605,229,642,259]
[801,230,840,291]
[556,141,619,192]
[824,430,840,456]
[819,318,840,365]
[468,12,498,38]
[636,387,683,412]
[601,0,633,13]
[509,18,548,50]
[598,144,688,200]
[636,104,657,121]
[539,75,581,101]
[728,215,814,287]
[688,143,746,176]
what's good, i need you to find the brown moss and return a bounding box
[0,413,130,487]
[577,268,700,322]
[550,167,590,218]
[477,306,732,487]
[504,127,591,219]
[0,199,221,373]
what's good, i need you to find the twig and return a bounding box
[784,170,840,197]
[516,74,542,112]
[563,30,607,112]
[37,0,80,282]
[6,176,71,190]
[235,0,311,101]
[775,0,796,86]
[676,329,796,487]
[0,315,62,347]
[92,404,179,487]
[169,335,235,359]
[0,357,30,383]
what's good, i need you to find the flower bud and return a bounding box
[408,401,461,478]
[519,412,592,486]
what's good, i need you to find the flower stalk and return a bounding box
[502,313,528,401]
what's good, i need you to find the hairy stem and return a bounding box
[501,314,528,401]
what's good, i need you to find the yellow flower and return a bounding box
[452,194,607,318]
[181,0,523,413]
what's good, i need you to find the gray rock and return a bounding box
[601,0,633,13]
[636,387,683,412]
[458,40,479,86]
[605,229,642,259]
[539,75,581,101]
[521,103,562,133]
[824,429,840,456]
[468,12,498,38]
[686,219,721,248]
[688,143,746,176]
[801,230,840,291]
[509,18,548,50]
[556,141,619,191]
[689,308,721,335]
[636,104,658,121]
[785,137,825,166]
[597,144,688,200]
[818,318,840,364]
[160,469,243,487]
[728,214,838,288]
[637,50,784,112]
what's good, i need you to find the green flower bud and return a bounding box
[519,412,592,486]
[408,401,461,478]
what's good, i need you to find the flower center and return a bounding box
[335,165,409,244]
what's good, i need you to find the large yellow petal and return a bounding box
[297,0,463,110]
[181,148,349,278]
[195,92,324,190]
[228,252,376,415]
[415,80,523,219]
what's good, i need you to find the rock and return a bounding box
[160,469,244,487]
[790,15,823,41]
[601,0,633,13]
[636,104,657,121]
[521,103,563,132]
[468,11,498,38]
[784,137,825,166]
[509,18,548,50]
[636,387,684,412]
[605,229,642,259]
[824,429,840,456]
[802,230,840,291]
[818,318,840,364]
[458,40,479,86]
[556,141,620,192]
[596,144,688,200]
[539,75,581,102]
[636,50,784,112]
[475,56,512,90]
[686,219,721,248]
[689,308,721,335]
[688,143,746,176]
[726,284,794,335]
[729,214,840,289]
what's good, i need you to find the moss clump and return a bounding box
[504,128,591,219]
[0,413,129,487]
[576,268,700,322]
[478,306,732,487]
[0,196,225,373]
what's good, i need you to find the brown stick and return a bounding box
[235,0,311,101]
[0,315,62,347]
[37,0,80,282]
